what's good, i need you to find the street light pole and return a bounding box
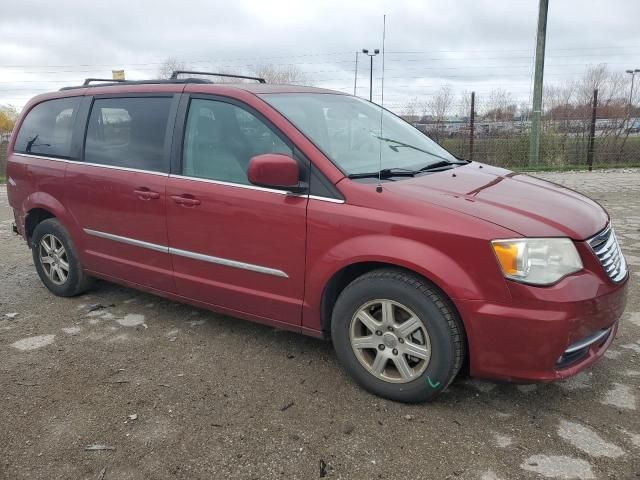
[362,48,380,102]
[353,51,359,96]
[626,69,640,108]
[625,69,640,129]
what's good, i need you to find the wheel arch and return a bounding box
[23,192,78,244]
[25,207,56,243]
[319,260,471,376]
[319,260,464,337]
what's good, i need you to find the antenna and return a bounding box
[376,14,387,193]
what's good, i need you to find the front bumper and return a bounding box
[456,270,628,382]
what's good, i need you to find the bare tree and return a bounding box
[458,90,471,120]
[574,64,631,161]
[401,97,421,123]
[157,57,189,80]
[157,58,246,83]
[253,64,310,85]
[426,85,453,141]
[483,89,517,122]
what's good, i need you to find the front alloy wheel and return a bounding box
[331,268,466,403]
[349,299,431,383]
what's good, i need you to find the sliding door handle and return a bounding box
[134,188,161,200]
[170,195,201,207]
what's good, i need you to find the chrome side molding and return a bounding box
[83,228,288,278]
[84,228,168,253]
[169,247,288,278]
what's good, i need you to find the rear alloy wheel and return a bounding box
[31,218,93,297]
[331,268,466,403]
[38,234,70,285]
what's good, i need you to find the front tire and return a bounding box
[331,268,466,403]
[31,219,93,297]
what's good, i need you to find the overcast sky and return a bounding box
[1,0,639,113]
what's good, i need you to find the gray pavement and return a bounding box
[0,169,639,479]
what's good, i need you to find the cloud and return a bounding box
[1,0,638,110]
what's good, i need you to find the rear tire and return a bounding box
[331,268,465,403]
[31,219,93,297]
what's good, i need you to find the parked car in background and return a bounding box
[5,72,628,402]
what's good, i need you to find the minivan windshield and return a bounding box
[260,93,458,176]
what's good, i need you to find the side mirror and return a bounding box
[247,154,304,192]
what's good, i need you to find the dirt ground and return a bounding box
[1,170,639,480]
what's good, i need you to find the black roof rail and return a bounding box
[170,70,266,83]
[60,78,214,91]
[59,71,264,91]
[83,78,127,86]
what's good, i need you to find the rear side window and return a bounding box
[84,97,172,173]
[14,97,80,158]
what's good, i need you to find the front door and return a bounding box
[65,95,176,292]
[166,97,307,325]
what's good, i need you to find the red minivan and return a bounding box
[6,72,629,402]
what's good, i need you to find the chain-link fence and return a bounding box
[412,86,640,170]
[419,121,640,170]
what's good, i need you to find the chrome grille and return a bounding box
[587,225,627,282]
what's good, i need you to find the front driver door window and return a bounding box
[181,98,292,184]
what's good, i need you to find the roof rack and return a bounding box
[60,78,213,91]
[170,70,266,83]
[59,70,264,91]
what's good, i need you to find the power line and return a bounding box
[2,49,640,69]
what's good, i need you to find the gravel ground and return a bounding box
[1,169,639,480]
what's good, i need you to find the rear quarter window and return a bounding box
[14,97,81,158]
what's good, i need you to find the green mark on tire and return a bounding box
[427,377,441,389]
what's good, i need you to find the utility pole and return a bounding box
[587,88,598,172]
[362,48,380,102]
[529,0,549,166]
[353,52,359,96]
[469,91,475,160]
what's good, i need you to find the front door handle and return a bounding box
[134,188,161,200]
[170,194,201,207]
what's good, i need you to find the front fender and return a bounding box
[303,234,510,332]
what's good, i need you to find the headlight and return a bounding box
[491,238,583,286]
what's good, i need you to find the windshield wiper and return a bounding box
[347,167,419,179]
[418,160,463,172]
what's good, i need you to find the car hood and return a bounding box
[383,163,608,240]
